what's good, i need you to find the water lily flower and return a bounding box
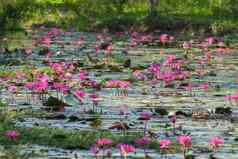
[96,138,113,147]
[8,85,17,93]
[132,70,147,81]
[90,144,100,156]
[177,135,192,159]
[200,82,209,90]
[16,71,26,79]
[160,34,174,43]
[24,48,33,55]
[177,135,192,148]
[169,115,177,134]
[135,136,150,146]
[183,41,192,49]
[34,81,48,92]
[41,36,52,46]
[24,82,35,90]
[5,130,20,140]
[160,139,172,149]
[208,136,224,151]
[79,70,88,81]
[139,112,152,120]
[205,37,215,45]
[74,90,86,101]
[118,144,135,158]
[170,115,177,124]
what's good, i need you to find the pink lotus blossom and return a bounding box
[132,70,146,81]
[200,42,209,50]
[205,37,215,45]
[79,70,88,80]
[24,82,35,90]
[159,139,172,149]
[68,64,76,72]
[139,112,152,120]
[96,138,113,147]
[170,115,177,124]
[135,136,150,146]
[34,81,48,91]
[160,34,174,43]
[177,135,192,148]
[90,144,100,155]
[147,64,160,74]
[209,136,224,150]
[25,48,33,54]
[16,71,26,79]
[200,82,209,90]
[36,73,50,82]
[183,41,192,49]
[225,92,238,101]
[105,80,130,89]
[5,130,20,140]
[70,39,84,45]
[47,28,61,36]
[41,36,52,46]
[118,144,135,157]
[130,38,137,48]
[8,85,17,93]
[105,43,113,55]
[74,90,86,99]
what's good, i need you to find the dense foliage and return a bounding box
[0,0,238,33]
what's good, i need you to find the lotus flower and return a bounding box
[118,144,135,158]
[5,130,20,140]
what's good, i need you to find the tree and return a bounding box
[148,0,159,18]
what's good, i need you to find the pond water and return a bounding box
[0,29,238,159]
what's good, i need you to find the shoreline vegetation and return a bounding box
[0,0,238,34]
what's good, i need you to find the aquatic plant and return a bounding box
[135,136,151,157]
[74,89,86,103]
[177,135,192,159]
[208,136,224,158]
[159,139,172,158]
[118,144,135,159]
[139,112,152,135]
[169,115,177,135]
[5,130,20,140]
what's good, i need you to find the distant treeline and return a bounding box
[0,0,238,33]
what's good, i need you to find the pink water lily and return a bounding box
[24,48,33,54]
[79,70,88,81]
[96,138,113,147]
[74,90,86,100]
[183,41,192,49]
[209,136,224,151]
[160,139,172,149]
[5,130,20,140]
[135,136,150,146]
[90,144,100,155]
[8,85,17,93]
[34,81,48,92]
[170,115,177,124]
[105,80,130,89]
[200,82,209,90]
[177,135,192,148]
[24,82,35,90]
[118,144,135,158]
[41,36,52,46]
[160,34,174,43]
[16,71,26,79]
[139,112,152,120]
